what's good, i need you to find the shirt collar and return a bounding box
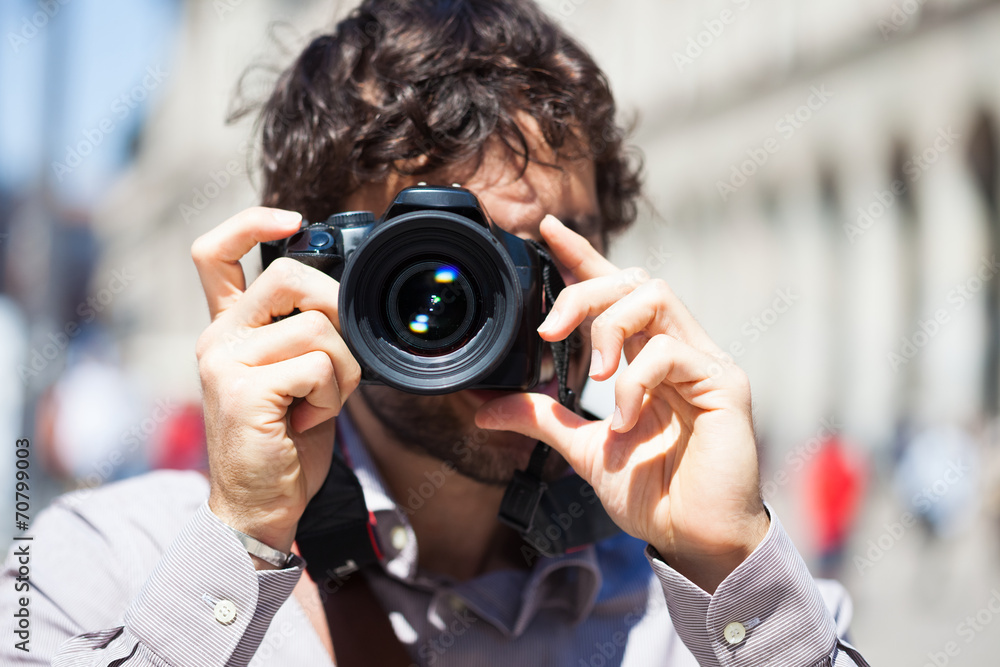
[336,411,603,632]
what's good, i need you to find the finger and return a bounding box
[540,215,618,282]
[256,350,341,433]
[536,268,650,343]
[612,334,724,433]
[474,392,592,470]
[229,258,341,330]
[588,279,723,380]
[191,207,303,320]
[232,309,361,398]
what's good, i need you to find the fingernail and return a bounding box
[589,350,603,377]
[272,209,302,225]
[541,214,563,228]
[610,406,623,431]
[538,308,560,334]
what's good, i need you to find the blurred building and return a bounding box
[11,0,1000,664]
[90,0,1000,453]
[569,0,1000,455]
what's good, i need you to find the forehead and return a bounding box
[344,121,602,245]
[463,141,600,242]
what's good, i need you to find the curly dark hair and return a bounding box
[245,0,642,236]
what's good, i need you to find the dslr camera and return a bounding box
[261,185,551,395]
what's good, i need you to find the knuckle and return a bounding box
[615,367,637,392]
[266,256,300,281]
[196,322,235,363]
[589,312,610,337]
[190,235,214,266]
[317,352,337,384]
[553,284,579,311]
[649,333,674,353]
[621,266,650,290]
[341,359,363,394]
[647,278,673,299]
[195,328,213,360]
[730,367,751,392]
[297,309,330,338]
[197,348,224,386]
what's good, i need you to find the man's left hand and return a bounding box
[476,215,769,594]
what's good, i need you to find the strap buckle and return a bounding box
[498,470,547,533]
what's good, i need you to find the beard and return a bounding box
[356,326,591,485]
[357,384,571,486]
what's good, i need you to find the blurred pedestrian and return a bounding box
[893,423,978,540]
[804,432,868,577]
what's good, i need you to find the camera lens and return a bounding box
[339,209,523,394]
[387,260,476,353]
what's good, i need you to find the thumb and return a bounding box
[475,393,592,466]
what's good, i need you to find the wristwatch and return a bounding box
[227,526,293,568]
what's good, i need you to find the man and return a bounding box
[2,1,870,665]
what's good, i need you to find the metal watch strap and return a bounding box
[227,526,293,568]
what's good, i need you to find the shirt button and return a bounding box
[448,595,466,613]
[723,621,746,645]
[214,600,237,625]
[390,525,408,551]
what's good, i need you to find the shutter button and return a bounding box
[309,230,334,249]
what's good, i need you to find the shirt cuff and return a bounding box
[122,501,305,667]
[646,507,837,667]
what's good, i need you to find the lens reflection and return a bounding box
[390,261,475,352]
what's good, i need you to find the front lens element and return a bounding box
[387,260,476,353]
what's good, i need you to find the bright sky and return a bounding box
[0,0,180,208]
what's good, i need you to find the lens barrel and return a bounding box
[339,210,522,394]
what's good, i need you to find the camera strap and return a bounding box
[294,243,620,601]
[497,242,621,556]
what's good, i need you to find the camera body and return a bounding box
[261,186,546,395]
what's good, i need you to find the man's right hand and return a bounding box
[191,207,361,564]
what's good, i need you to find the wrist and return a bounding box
[654,509,770,594]
[208,494,297,555]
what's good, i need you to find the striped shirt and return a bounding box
[1,420,870,666]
